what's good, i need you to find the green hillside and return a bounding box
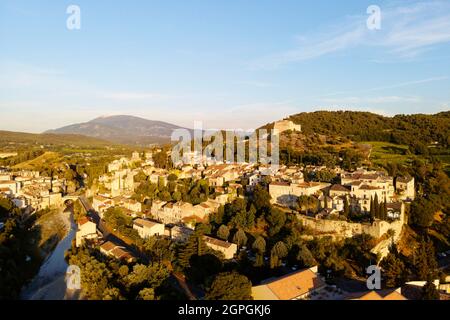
[285,111,450,149]
[0,130,113,148]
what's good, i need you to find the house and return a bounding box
[113,196,142,213]
[203,235,238,259]
[252,266,326,300]
[386,202,404,220]
[395,176,415,201]
[93,195,111,212]
[329,184,350,197]
[99,241,135,263]
[75,217,98,247]
[166,225,194,242]
[341,170,395,202]
[0,180,18,194]
[133,218,165,239]
[269,181,330,207]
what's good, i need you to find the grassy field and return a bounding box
[362,141,414,166]
[12,151,63,170]
[362,141,450,174]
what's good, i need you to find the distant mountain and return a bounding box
[45,115,190,145]
[0,130,112,148]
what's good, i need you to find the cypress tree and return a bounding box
[370,196,374,217]
[373,193,379,219]
[343,197,350,218]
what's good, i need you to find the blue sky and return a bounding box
[1,0,450,132]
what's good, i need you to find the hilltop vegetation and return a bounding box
[286,111,449,150]
[0,130,113,149]
[262,111,450,171]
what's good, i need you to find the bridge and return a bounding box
[62,195,79,202]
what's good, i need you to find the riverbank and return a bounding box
[21,206,79,300]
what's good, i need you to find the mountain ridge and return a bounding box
[45,115,191,145]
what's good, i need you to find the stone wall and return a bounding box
[298,211,405,261]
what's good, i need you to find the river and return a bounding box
[20,207,80,300]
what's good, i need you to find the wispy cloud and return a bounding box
[251,0,450,69]
[320,76,449,98]
[320,95,422,104]
[100,92,171,101]
[237,81,276,88]
[0,61,64,89]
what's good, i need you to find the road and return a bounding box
[79,195,197,298]
[79,195,148,262]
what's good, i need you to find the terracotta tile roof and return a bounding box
[253,268,325,300]
[359,184,381,190]
[330,184,350,192]
[78,217,91,226]
[203,235,234,249]
[270,181,290,186]
[100,241,116,252]
[347,289,407,300]
[134,218,160,229]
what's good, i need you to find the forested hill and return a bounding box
[284,111,449,148]
[0,130,113,148]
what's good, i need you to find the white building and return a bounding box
[133,218,165,239]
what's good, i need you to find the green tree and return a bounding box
[296,245,317,268]
[270,241,288,268]
[421,278,440,300]
[205,272,253,300]
[266,207,286,237]
[232,229,247,248]
[252,185,271,212]
[343,197,350,218]
[413,237,438,280]
[138,288,155,300]
[380,251,406,288]
[217,225,230,241]
[252,236,266,267]
[410,198,438,228]
[178,231,208,269]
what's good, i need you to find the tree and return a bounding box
[167,173,178,181]
[421,278,440,300]
[68,249,112,300]
[270,241,288,268]
[265,207,286,237]
[205,272,253,300]
[296,245,317,268]
[232,229,247,248]
[252,236,266,267]
[369,196,375,218]
[217,225,230,241]
[413,237,438,280]
[125,263,169,291]
[380,252,406,288]
[343,197,350,218]
[178,231,208,269]
[252,185,271,212]
[410,198,438,228]
[102,287,122,300]
[172,190,182,201]
[118,265,129,278]
[138,288,155,300]
[373,194,380,219]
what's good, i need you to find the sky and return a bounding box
[1,0,450,133]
